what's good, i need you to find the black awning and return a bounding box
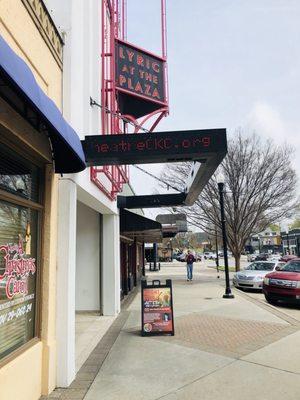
[120,209,162,243]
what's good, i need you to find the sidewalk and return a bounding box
[45,262,300,400]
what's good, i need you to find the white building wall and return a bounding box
[45,0,121,387]
[56,179,77,387]
[76,201,100,311]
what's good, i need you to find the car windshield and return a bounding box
[281,261,300,273]
[245,262,275,271]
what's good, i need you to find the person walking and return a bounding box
[186,250,196,281]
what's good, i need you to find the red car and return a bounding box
[263,258,300,305]
[279,255,297,263]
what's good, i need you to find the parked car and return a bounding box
[263,258,300,304]
[176,253,186,262]
[268,253,282,262]
[195,253,202,261]
[233,261,286,290]
[203,252,217,260]
[279,254,298,263]
[254,253,269,261]
[247,254,257,262]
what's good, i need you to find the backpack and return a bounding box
[186,254,195,264]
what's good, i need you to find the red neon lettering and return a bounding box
[135,81,143,93]
[182,139,191,148]
[122,64,130,73]
[119,75,126,86]
[129,66,135,75]
[144,72,152,82]
[136,141,145,151]
[152,62,160,73]
[164,138,172,149]
[119,140,128,151]
[128,78,134,90]
[152,88,160,99]
[100,144,109,152]
[152,75,158,84]
[145,139,153,150]
[144,84,151,95]
[202,137,211,147]
[137,55,144,66]
[126,50,135,62]
[155,138,165,150]
[119,46,125,59]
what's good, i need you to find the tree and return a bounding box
[289,204,300,229]
[161,131,298,271]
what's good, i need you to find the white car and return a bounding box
[203,252,217,260]
[233,261,286,290]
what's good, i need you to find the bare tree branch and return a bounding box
[160,130,299,271]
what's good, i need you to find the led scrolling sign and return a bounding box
[82,129,227,166]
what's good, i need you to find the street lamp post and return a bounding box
[217,176,234,299]
[286,227,290,255]
[215,226,220,279]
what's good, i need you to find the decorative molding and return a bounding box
[21,0,63,69]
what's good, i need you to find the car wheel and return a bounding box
[265,295,277,305]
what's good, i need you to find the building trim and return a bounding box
[21,0,63,68]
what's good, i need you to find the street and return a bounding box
[46,260,300,400]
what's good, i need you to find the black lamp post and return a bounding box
[215,226,220,279]
[286,227,290,255]
[217,176,234,299]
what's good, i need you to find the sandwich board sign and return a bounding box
[141,279,174,336]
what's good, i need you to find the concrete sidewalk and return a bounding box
[45,262,300,400]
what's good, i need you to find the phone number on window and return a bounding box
[0,303,33,326]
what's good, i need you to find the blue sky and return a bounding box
[126,1,300,217]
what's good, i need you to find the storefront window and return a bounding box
[0,142,42,361]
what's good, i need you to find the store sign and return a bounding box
[0,239,36,300]
[116,39,165,104]
[83,129,227,166]
[141,279,174,336]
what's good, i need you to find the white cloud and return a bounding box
[247,102,286,141]
[245,101,300,183]
[246,101,298,152]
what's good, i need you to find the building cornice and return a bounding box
[21,0,63,69]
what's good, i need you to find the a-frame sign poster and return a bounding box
[141,279,175,336]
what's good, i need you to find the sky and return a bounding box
[125,0,300,219]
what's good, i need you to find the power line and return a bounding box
[132,165,183,193]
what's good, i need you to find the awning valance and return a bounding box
[0,34,86,173]
[120,209,163,243]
